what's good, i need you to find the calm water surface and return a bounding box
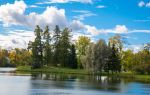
[0,68,150,95]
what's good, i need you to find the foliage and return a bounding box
[59,28,71,67]
[0,25,150,75]
[75,36,91,68]
[68,44,78,69]
[107,43,121,73]
[28,25,77,69]
[53,25,62,65]
[43,26,52,66]
[28,25,43,69]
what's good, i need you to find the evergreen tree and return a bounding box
[59,28,71,67]
[43,26,52,66]
[69,44,77,68]
[28,25,43,69]
[53,25,61,66]
[107,43,121,74]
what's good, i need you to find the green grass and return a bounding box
[17,66,89,75]
[135,75,150,80]
[16,66,150,81]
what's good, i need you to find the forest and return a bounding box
[0,25,150,75]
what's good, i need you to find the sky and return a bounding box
[0,0,150,52]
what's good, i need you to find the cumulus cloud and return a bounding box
[114,25,128,33]
[1,1,150,50]
[0,30,34,50]
[0,1,27,26]
[70,20,101,35]
[70,20,85,31]
[1,1,127,37]
[70,20,128,35]
[0,1,67,28]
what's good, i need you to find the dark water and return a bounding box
[0,68,150,95]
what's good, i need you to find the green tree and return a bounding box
[75,36,91,68]
[53,25,61,66]
[94,39,109,74]
[108,35,123,73]
[122,50,134,72]
[83,39,110,74]
[84,43,95,73]
[144,43,150,54]
[133,44,150,74]
[69,44,77,68]
[43,26,52,66]
[0,49,10,67]
[107,43,121,74]
[28,25,43,69]
[109,35,123,53]
[59,28,71,67]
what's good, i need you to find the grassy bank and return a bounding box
[16,66,150,81]
[16,66,89,75]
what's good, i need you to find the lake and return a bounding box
[0,68,150,95]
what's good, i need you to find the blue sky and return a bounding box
[0,0,150,51]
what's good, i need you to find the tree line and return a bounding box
[76,35,122,74]
[0,25,150,75]
[27,25,78,69]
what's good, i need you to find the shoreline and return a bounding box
[16,66,150,81]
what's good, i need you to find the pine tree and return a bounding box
[28,25,43,69]
[59,28,71,67]
[69,44,77,68]
[53,25,61,66]
[43,26,52,66]
[107,43,121,74]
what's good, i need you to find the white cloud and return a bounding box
[73,10,96,21]
[130,29,150,33]
[49,0,92,3]
[114,25,128,33]
[72,10,90,14]
[70,20,85,31]
[72,32,92,41]
[146,2,150,7]
[70,20,101,36]
[70,20,128,35]
[0,1,67,28]
[138,1,145,7]
[0,1,27,26]
[138,1,150,8]
[0,30,34,50]
[85,25,100,35]
[29,5,38,8]
[37,0,92,4]
[85,25,128,35]
[0,1,100,37]
[124,44,143,53]
[96,5,106,8]
[1,1,150,49]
